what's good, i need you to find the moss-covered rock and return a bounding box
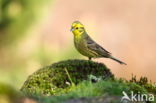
[20,59,114,96]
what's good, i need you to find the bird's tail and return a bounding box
[110,56,127,65]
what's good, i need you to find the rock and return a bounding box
[20,59,114,96]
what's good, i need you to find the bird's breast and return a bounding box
[74,38,86,52]
[74,38,96,57]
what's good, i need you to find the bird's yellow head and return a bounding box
[70,21,85,37]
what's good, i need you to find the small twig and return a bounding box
[64,68,75,86]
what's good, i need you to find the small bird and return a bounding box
[70,21,126,65]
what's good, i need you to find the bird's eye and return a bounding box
[76,27,78,29]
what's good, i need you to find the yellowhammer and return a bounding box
[70,21,126,65]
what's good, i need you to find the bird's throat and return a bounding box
[73,31,86,39]
[73,32,81,38]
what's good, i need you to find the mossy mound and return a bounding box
[21,59,114,96]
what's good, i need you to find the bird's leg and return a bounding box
[88,57,92,60]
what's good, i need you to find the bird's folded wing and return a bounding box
[86,36,111,57]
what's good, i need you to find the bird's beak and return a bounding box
[70,27,74,32]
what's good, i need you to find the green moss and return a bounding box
[34,80,151,103]
[20,59,156,102]
[21,59,114,96]
[129,75,156,94]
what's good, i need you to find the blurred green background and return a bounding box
[0,0,80,89]
[0,0,156,89]
[0,0,52,88]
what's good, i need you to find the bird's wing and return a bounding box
[85,35,111,57]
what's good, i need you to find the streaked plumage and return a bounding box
[71,21,126,65]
